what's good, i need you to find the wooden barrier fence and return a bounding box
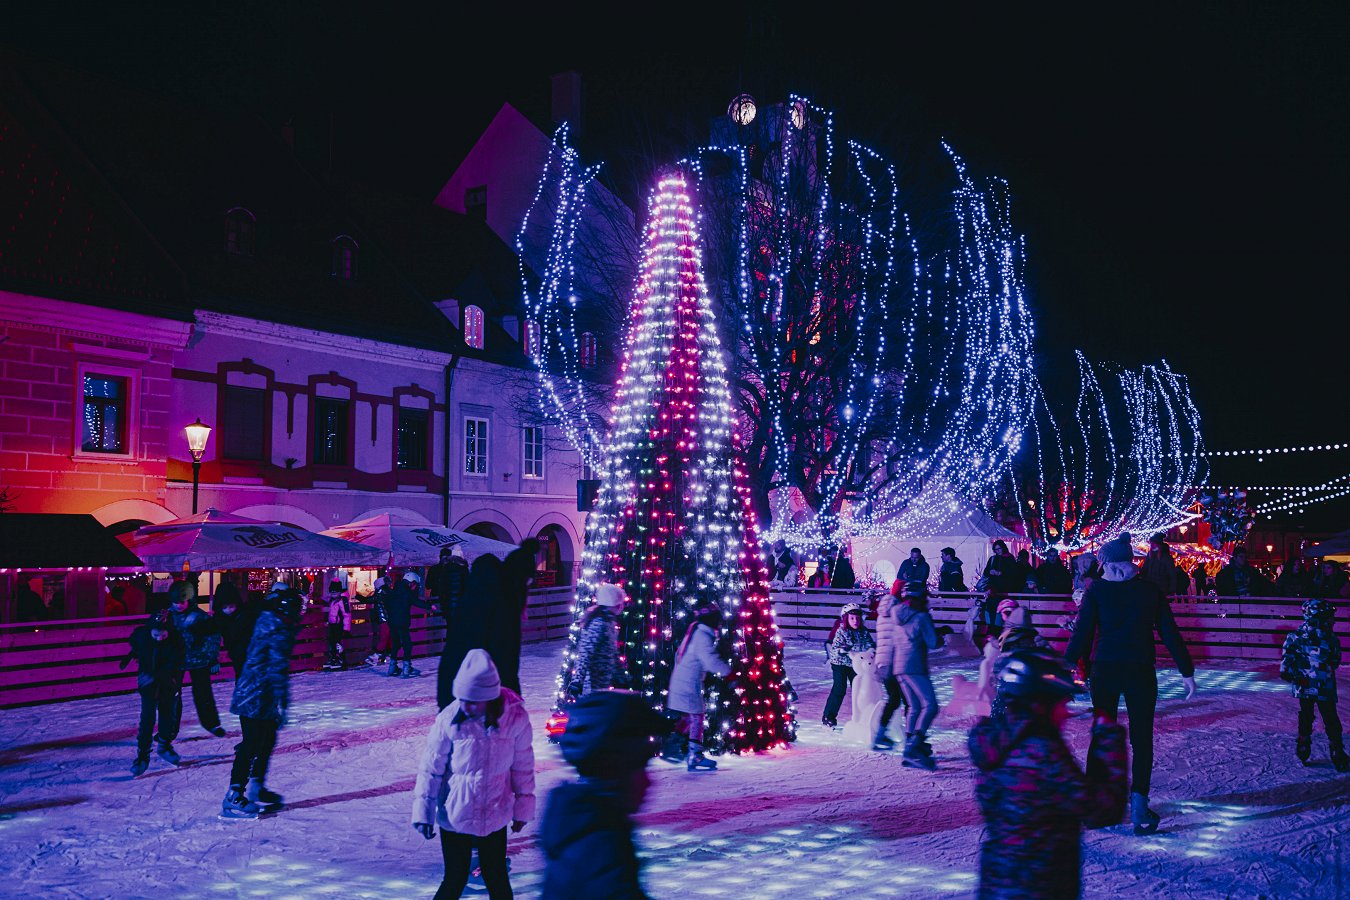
[0,586,578,709]
[770,589,1350,664]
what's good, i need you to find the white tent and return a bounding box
[851,510,1027,588]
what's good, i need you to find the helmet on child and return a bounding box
[839,602,864,620]
[996,650,1078,700]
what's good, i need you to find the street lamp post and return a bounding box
[184,418,212,514]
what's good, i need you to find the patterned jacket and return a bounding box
[969,716,1128,899]
[572,607,622,696]
[1280,622,1341,700]
[826,624,876,667]
[229,607,296,725]
[169,605,222,672]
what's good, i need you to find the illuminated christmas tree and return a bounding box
[551,172,796,754]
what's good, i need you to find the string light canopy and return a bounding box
[550,172,795,755]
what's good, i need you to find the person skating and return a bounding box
[968,650,1129,899]
[821,602,876,728]
[1065,534,1197,835]
[209,580,253,680]
[437,553,497,710]
[364,570,393,668]
[979,598,1051,724]
[666,602,731,771]
[875,580,943,769]
[411,649,535,899]
[541,689,674,899]
[119,610,186,774]
[428,545,470,616]
[495,538,540,696]
[567,583,628,699]
[323,580,352,670]
[222,581,301,819]
[1280,597,1349,771]
[167,580,226,738]
[385,570,430,678]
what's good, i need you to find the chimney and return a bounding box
[551,71,584,143]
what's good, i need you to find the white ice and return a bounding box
[1,638,1347,899]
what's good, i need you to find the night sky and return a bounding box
[7,2,1348,529]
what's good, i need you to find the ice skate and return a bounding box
[246,777,284,811]
[208,725,226,738]
[155,740,181,767]
[386,658,400,677]
[1331,741,1349,773]
[220,785,260,819]
[364,653,381,667]
[687,742,717,771]
[130,753,149,777]
[901,733,937,771]
[1296,734,1312,766]
[821,716,838,729]
[659,732,687,764]
[401,661,420,678]
[871,726,896,752]
[1130,791,1161,835]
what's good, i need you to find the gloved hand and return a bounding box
[510,820,526,833]
[414,823,434,840]
[1182,675,1197,700]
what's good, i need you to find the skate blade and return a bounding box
[218,810,259,820]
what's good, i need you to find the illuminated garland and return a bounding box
[550,173,795,754]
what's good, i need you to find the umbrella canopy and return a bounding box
[118,508,386,571]
[0,513,146,569]
[1304,529,1350,560]
[319,514,518,567]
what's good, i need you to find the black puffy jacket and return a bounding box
[540,779,648,900]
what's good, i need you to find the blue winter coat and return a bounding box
[229,608,296,724]
[170,605,222,671]
[540,779,648,900]
[123,624,185,690]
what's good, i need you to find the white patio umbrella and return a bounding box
[118,508,387,571]
[319,514,518,567]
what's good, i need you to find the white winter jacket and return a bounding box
[410,690,536,836]
[667,623,731,714]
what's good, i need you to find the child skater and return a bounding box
[667,602,732,771]
[981,598,1051,724]
[324,580,352,670]
[822,602,876,728]
[119,610,186,774]
[969,650,1128,898]
[875,580,943,769]
[1280,597,1349,772]
[412,649,534,899]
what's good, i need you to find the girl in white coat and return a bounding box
[412,649,535,899]
[667,603,732,772]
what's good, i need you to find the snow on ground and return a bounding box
[2,638,1349,899]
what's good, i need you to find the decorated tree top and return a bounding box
[552,171,796,754]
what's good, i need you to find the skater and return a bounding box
[822,602,876,728]
[428,545,470,616]
[542,689,674,898]
[364,570,393,668]
[495,538,541,696]
[385,570,428,678]
[1065,533,1197,835]
[437,553,497,709]
[324,580,352,670]
[222,581,301,819]
[412,649,534,900]
[209,580,253,679]
[119,610,186,774]
[167,580,225,738]
[875,580,943,769]
[567,583,628,698]
[667,602,731,771]
[1280,597,1349,771]
[969,650,1129,899]
[980,598,1051,723]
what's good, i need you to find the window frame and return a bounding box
[522,425,545,479]
[219,383,268,462]
[463,305,485,350]
[396,405,430,471]
[331,235,359,280]
[463,416,489,476]
[72,361,140,461]
[224,207,256,257]
[311,396,352,466]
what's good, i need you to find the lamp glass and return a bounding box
[728,93,757,126]
[185,419,212,456]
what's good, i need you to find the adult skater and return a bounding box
[119,610,186,774]
[542,690,675,898]
[437,553,497,710]
[567,583,628,698]
[1065,534,1197,835]
[208,580,254,679]
[222,581,301,819]
[167,580,225,738]
[385,570,429,678]
[969,650,1128,898]
[495,538,540,696]
[428,545,469,616]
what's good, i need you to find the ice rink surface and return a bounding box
[2,637,1348,899]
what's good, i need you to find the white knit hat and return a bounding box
[594,583,627,608]
[453,649,502,702]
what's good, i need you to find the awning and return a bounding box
[0,513,146,569]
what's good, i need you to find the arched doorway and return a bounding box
[465,521,513,544]
[535,524,574,586]
[106,518,152,537]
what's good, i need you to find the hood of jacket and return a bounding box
[893,601,921,626]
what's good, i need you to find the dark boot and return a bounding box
[221,784,260,819]
[1296,734,1312,766]
[1331,737,1349,773]
[386,658,400,677]
[872,726,896,752]
[687,742,717,772]
[902,733,937,771]
[1130,792,1161,835]
[155,739,181,767]
[130,753,150,777]
[660,732,687,763]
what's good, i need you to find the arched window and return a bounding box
[579,332,597,369]
[331,235,358,279]
[523,319,541,359]
[224,207,256,256]
[463,305,485,350]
